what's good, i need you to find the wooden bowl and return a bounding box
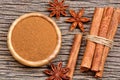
[7,13,61,67]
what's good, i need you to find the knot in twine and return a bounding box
[86,35,113,48]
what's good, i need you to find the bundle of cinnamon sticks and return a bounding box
[80,7,120,78]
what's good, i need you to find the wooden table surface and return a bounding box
[0,0,120,80]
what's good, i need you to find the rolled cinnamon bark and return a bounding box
[91,7,114,71]
[67,34,82,80]
[80,8,104,72]
[95,8,120,78]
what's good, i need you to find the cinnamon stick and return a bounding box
[80,8,104,72]
[67,34,82,80]
[91,7,114,71]
[95,8,120,78]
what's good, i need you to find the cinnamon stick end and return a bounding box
[91,68,99,72]
[95,71,103,78]
[80,66,89,72]
[95,74,102,78]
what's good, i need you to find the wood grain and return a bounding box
[0,0,120,80]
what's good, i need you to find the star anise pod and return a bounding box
[66,8,90,32]
[44,62,70,80]
[48,0,68,19]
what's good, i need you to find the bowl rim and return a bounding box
[7,12,62,67]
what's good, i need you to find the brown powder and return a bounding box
[11,16,58,61]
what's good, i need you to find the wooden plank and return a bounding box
[0,0,120,80]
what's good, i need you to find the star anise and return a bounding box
[44,62,70,80]
[48,0,68,19]
[66,8,90,32]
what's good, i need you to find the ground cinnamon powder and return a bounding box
[11,16,58,61]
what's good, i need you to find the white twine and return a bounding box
[86,35,113,48]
